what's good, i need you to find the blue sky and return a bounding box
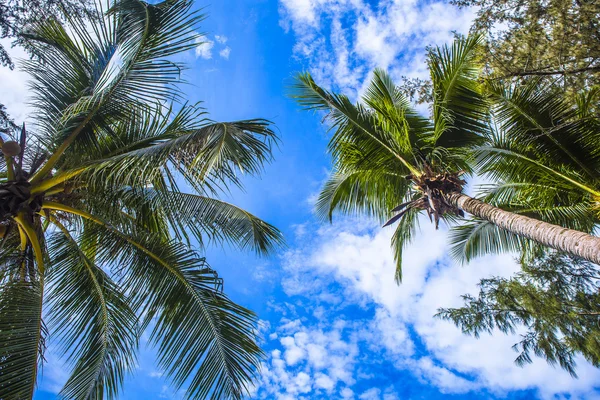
[2,0,600,399]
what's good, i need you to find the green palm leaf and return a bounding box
[429,34,488,152]
[85,219,263,399]
[46,225,138,400]
[0,280,46,399]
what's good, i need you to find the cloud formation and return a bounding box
[195,35,215,59]
[255,218,600,399]
[195,34,231,60]
[219,47,231,59]
[279,0,476,97]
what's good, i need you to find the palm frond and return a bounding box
[87,223,263,399]
[291,72,420,176]
[390,206,420,283]
[46,226,138,400]
[362,69,430,156]
[95,188,284,254]
[449,218,532,262]
[429,34,488,154]
[157,191,284,254]
[24,0,204,180]
[82,105,277,194]
[0,280,46,399]
[42,203,264,399]
[475,141,600,198]
[487,79,600,178]
[315,169,410,223]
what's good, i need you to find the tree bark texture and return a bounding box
[448,192,600,265]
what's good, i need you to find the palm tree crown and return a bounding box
[292,35,600,280]
[292,36,488,282]
[0,0,283,398]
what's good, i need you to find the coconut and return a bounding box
[2,141,21,157]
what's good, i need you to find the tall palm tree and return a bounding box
[450,82,600,262]
[0,0,283,398]
[291,35,600,282]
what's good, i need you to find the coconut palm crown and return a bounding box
[292,36,488,282]
[292,35,600,282]
[0,0,283,399]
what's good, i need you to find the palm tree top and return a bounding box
[291,34,600,281]
[290,35,488,282]
[0,1,283,398]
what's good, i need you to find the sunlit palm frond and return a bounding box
[315,169,410,223]
[39,201,265,399]
[474,133,600,199]
[24,0,203,181]
[84,221,263,399]
[291,72,420,176]
[134,190,285,254]
[362,69,430,157]
[429,34,488,155]
[81,105,277,194]
[486,80,600,179]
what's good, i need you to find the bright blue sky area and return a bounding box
[30,0,600,399]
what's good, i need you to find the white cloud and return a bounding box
[341,387,355,398]
[258,314,361,398]
[359,388,381,400]
[278,0,476,100]
[257,217,600,399]
[195,35,214,59]
[215,35,228,44]
[219,46,231,60]
[0,39,32,123]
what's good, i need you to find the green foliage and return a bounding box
[46,229,138,399]
[0,0,283,398]
[437,253,600,376]
[453,0,600,94]
[0,0,94,134]
[450,79,600,262]
[0,280,45,399]
[292,35,488,281]
[0,0,93,69]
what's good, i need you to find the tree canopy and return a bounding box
[438,252,600,376]
[454,0,600,93]
[0,0,283,398]
[0,0,92,68]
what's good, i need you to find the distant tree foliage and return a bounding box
[0,104,17,133]
[397,76,433,104]
[437,253,600,376]
[402,0,600,104]
[0,0,92,68]
[454,0,600,91]
[0,0,93,131]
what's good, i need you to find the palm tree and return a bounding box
[0,0,283,398]
[449,82,600,263]
[291,35,600,282]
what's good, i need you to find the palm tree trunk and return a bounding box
[447,192,600,265]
